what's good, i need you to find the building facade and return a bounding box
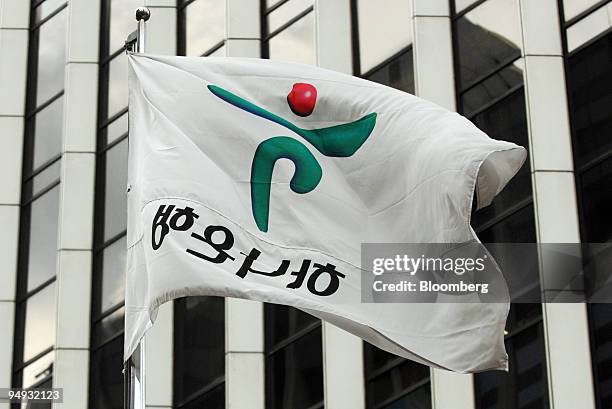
[0,0,610,408]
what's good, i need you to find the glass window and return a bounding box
[106,54,129,121]
[578,158,612,243]
[24,160,61,200]
[31,95,64,170]
[357,0,412,73]
[20,350,55,388]
[364,48,414,94]
[268,12,315,64]
[174,297,225,407]
[103,112,129,147]
[567,32,612,169]
[104,138,128,240]
[108,0,141,54]
[92,306,125,349]
[26,185,60,292]
[182,0,226,56]
[268,0,312,33]
[33,0,66,23]
[364,345,431,409]
[266,304,319,347]
[33,8,67,106]
[181,384,224,409]
[563,0,605,21]
[23,284,57,362]
[566,3,612,52]
[589,304,612,409]
[454,0,522,90]
[266,327,324,409]
[100,236,127,313]
[90,337,124,409]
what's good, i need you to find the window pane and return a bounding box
[183,0,226,56]
[454,0,480,13]
[106,54,129,121]
[34,8,67,106]
[590,304,612,409]
[266,328,323,409]
[567,33,612,169]
[32,95,63,170]
[268,0,312,33]
[368,359,430,407]
[104,138,128,240]
[563,0,604,21]
[268,12,315,64]
[476,205,537,243]
[470,89,532,226]
[266,305,318,348]
[461,59,524,117]
[90,336,124,409]
[27,185,60,292]
[100,236,126,313]
[182,383,224,409]
[380,383,431,409]
[23,160,61,201]
[579,157,612,242]
[174,297,225,403]
[21,350,54,388]
[92,306,125,349]
[23,284,56,362]
[365,48,414,94]
[566,4,612,52]
[109,0,141,54]
[33,0,65,24]
[454,0,522,90]
[104,112,129,147]
[358,0,412,73]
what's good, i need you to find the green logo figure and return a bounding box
[208,83,377,232]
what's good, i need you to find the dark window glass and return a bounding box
[104,138,128,240]
[365,48,414,94]
[470,89,532,228]
[268,12,315,64]
[30,95,64,171]
[22,283,56,362]
[181,383,225,409]
[174,297,225,407]
[567,33,612,170]
[578,157,612,243]
[33,8,67,106]
[589,304,612,409]
[266,304,319,347]
[266,325,324,409]
[180,0,226,56]
[364,344,431,409]
[26,185,60,292]
[476,317,548,409]
[454,0,522,90]
[99,236,127,313]
[92,306,125,349]
[90,336,124,409]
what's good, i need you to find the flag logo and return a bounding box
[208,84,377,232]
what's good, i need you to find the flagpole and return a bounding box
[124,7,150,409]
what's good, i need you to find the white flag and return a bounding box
[125,53,526,373]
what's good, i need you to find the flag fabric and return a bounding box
[124,53,526,372]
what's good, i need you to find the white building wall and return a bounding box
[0,1,29,408]
[518,1,596,409]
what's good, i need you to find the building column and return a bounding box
[51,0,99,408]
[141,2,177,408]
[314,2,365,409]
[518,1,596,409]
[224,2,265,409]
[0,1,29,405]
[411,1,475,408]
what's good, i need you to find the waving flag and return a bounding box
[125,53,526,372]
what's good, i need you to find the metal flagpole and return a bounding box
[124,6,150,409]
